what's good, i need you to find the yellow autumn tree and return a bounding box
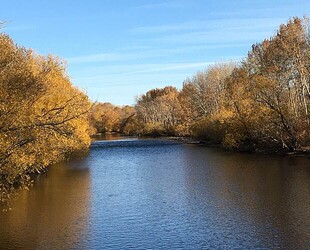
[0,33,91,203]
[89,103,135,134]
[133,86,183,135]
[127,17,310,152]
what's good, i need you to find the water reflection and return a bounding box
[182,147,310,249]
[91,133,136,141]
[0,158,91,249]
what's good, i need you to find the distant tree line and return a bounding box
[90,17,310,152]
[0,33,91,203]
[89,103,134,134]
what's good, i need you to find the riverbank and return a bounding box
[131,135,310,157]
[91,133,310,157]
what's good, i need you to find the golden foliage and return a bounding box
[0,34,91,203]
[121,17,310,152]
[89,103,135,134]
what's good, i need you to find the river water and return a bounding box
[0,137,309,249]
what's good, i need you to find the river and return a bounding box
[0,137,309,249]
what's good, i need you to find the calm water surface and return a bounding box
[1,137,309,249]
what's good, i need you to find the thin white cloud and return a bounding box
[2,24,36,31]
[75,73,186,88]
[212,2,310,19]
[72,61,216,82]
[130,62,215,74]
[67,43,247,65]
[67,17,281,65]
[154,30,269,44]
[67,49,185,64]
[130,21,205,34]
[133,1,186,9]
[132,17,286,46]
[66,51,167,64]
[131,18,284,35]
[66,53,132,64]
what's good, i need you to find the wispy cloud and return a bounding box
[67,42,247,65]
[67,49,185,64]
[128,61,215,74]
[130,21,205,34]
[2,23,36,31]
[74,72,187,88]
[66,51,166,64]
[153,30,268,44]
[211,2,310,19]
[130,17,285,47]
[66,53,131,64]
[72,61,216,82]
[133,1,186,10]
[131,18,284,35]
[68,17,283,65]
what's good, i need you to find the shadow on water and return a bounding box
[91,138,180,149]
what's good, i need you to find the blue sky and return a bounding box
[1,0,309,105]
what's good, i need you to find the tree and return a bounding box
[89,103,135,134]
[242,17,310,150]
[0,34,91,203]
[135,86,183,135]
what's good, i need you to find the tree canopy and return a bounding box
[0,33,91,203]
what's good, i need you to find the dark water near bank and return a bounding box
[1,137,310,249]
